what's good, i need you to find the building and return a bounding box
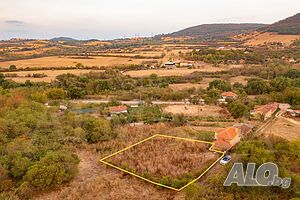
[221,91,238,100]
[250,103,279,121]
[213,127,241,151]
[286,109,300,117]
[109,105,128,115]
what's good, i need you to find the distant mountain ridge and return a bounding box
[50,37,78,42]
[259,13,300,34]
[165,23,267,39]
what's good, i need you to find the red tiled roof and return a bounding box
[221,91,238,97]
[214,139,232,150]
[109,106,127,112]
[252,103,278,115]
[216,127,240,140]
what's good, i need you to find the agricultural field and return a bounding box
[0,56,154,69]
[124,65,237,77]
[163,105,226,117]
[4,69,103,83]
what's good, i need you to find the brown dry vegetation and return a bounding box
[106,136,218,184]
[34,124,220,199]
[261,116,300,141]
[4,69,104,83]
[163,105,226,117]
[243,32,300,46]
[0,56,153,68]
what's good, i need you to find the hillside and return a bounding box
[259,13,300,34]
[165,23,267,39]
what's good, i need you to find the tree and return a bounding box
[208,80,231,92]
[246,78,269,95]
[24,151,79,190]
[46,88,66,100]
[270,77,291,92]
[9,65,17,71]
[82,118,115,143]
[228,101,249,118]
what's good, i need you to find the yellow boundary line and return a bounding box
[99,134,225,191]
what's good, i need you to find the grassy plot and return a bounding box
[100,134,224,191]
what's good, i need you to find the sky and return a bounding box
[0,0,299,40]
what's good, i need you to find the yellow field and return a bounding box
[163,105,225,117]
[5,69,103,83]
[0,56,154,69]
[124,66,236,77]
[244,32,300,46]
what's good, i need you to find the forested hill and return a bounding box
[258,13,300,35]
[165,23,267,39]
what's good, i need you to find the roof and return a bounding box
[221,91,238,97]
[252,103,279,115]
[214,139,232,150]
[109,105,127,112]
[215,127,240,140]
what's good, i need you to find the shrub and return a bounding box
[83,118,116,143]
[24,151,79,190]
[46,88,66,100]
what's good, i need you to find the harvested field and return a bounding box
[0,56,153,69]
[4,69,103,83]
[262,116,300,141]
[169,83,204,90]
[229,75,249,85]
[163,105,226,117]
[104,135,220,189]
[124,67,229,77]
[244,32,300,46]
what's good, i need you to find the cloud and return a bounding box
[4,20,25,25]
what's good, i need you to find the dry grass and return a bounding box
[244,32,300,46]
[163,105,225,117]
[0,56,153,69]
[107,137,216,178]
[4,69,103,83]
[168,83,204,91]
[262,116,300,141]
[124,67,227,77]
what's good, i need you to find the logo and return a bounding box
[224,162,291,188]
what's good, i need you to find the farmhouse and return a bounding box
[109,105,128,115]
[250,103,279,121]
[221,91,238,100]
[286,109,300,117]
[213,127,241,151]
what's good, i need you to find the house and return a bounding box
[286,109,300,117]
[250,103,279,121]
[217,98,227,105]
[221,91,238,100]
[213,127,241,151]
[109,105,128,115]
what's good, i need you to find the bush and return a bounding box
[24,151,79,190]
[46,88,66,100]
[83,118,116,143]
[227,101,249,118]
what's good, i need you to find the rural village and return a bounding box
[0,8,300,200]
